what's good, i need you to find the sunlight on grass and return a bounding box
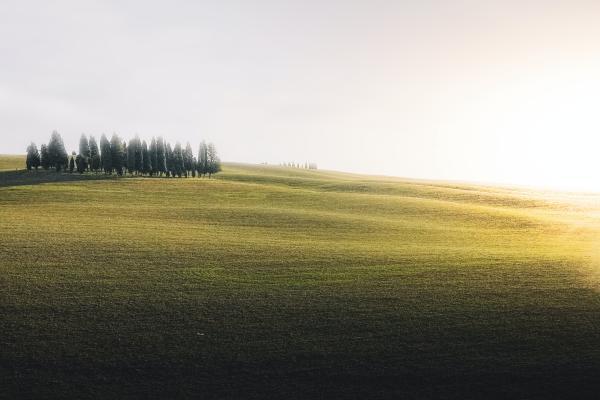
[3,159,600,398]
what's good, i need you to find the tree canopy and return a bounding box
[26,142,41,170]
[28,132,222,178]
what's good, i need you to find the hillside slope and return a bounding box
[2,160,600,399]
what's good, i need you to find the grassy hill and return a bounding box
[2,158,600,399]
[0,154,25,170]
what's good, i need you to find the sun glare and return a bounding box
[455,64,600,192]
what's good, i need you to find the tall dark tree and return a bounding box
[133,135,143,174]
[173,142,185,177]
[142,140,151,175]
[78,134,90,171]
[150,137,158,176]
[110,134,125,176]
[100,134,112,173]
[183,142,194,177]
[122,141,128,174]
[89,136,101,173]
[127,138,136,175]
[26,142,41,170]
[40,144,50,170]
[69,153,75,173]
[76,154,86,173]
[198,141,208,177]
[165,143,174,177]
[206,143,221,178]
[156,137,167,176]
[191,157,197,177]
[47,131,68,171]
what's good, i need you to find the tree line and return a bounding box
[279,162,318,170]
[26,131,221,178]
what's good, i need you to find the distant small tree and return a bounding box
[142,140,151,175]
[133,135,143,174]
[165,143,174,177]
[122,140,128,174]
[156,137,167,176]
[48,131,68,171]
[150,137,158,176]
[78,134,90,171]
[110,134,124,176]
[76,154,86,173]
[100,134,112,174]
[89,136,101,173]
[40,144,50,170]
[173,142,185,177]
[191,157,197,177]
[206,143,221,178]
[198,141,208,177]
[183,142,194,177]
[127,138,136,175]
[69,154,75,173]
[26,142,41,170]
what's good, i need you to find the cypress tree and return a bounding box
[110,134,124,176]
[89,136,101,173]
[198,141,208,177]
[156,137,167,176]
[122,141,128,174]
[150,137,158,176]
[40,144,50,170]
[134,135,143,174]
[191,157,197,177]
[69,155,75,173]
[166,143,174,177]
[127,138,136,175]
[76,154,86,173]
[79,134,90,171]
[183,142,194,177]
[206,143,221,178]
[26,142,41,170]
[173,142,185,178]
[142,141,151,175]
[100,134,112,173]
[48,131,68,172]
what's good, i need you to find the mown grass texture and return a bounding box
[2,157,600,399]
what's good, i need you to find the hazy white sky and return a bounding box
[2,0,600,190]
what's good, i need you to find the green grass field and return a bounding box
[2,155,600,399]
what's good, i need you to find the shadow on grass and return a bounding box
[0,169,118,188]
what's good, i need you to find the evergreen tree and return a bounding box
[26,142,41,170]
[78,134,90,171]
[100,134,112,173]
[127,138,136,175]
[47,131,68,171]
[198,141,208,177]
[142,141,151,175]
[40,144,50,170]
[69,155,75,173]
[184,142,194,176]
[122,141,128,174]
[110,134,124,175]
[156,137,167,176]
[76,154,86,173]
[191,157,197,177]
[134,135,143,174]
[206,143,221,178]
[173,142,185,177]
[166,143,174,177]
[89,136,101,173]
[150,137,158,176]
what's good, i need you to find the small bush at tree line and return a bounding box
[28,131,221,178]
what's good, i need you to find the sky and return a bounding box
[2,0,600,190]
